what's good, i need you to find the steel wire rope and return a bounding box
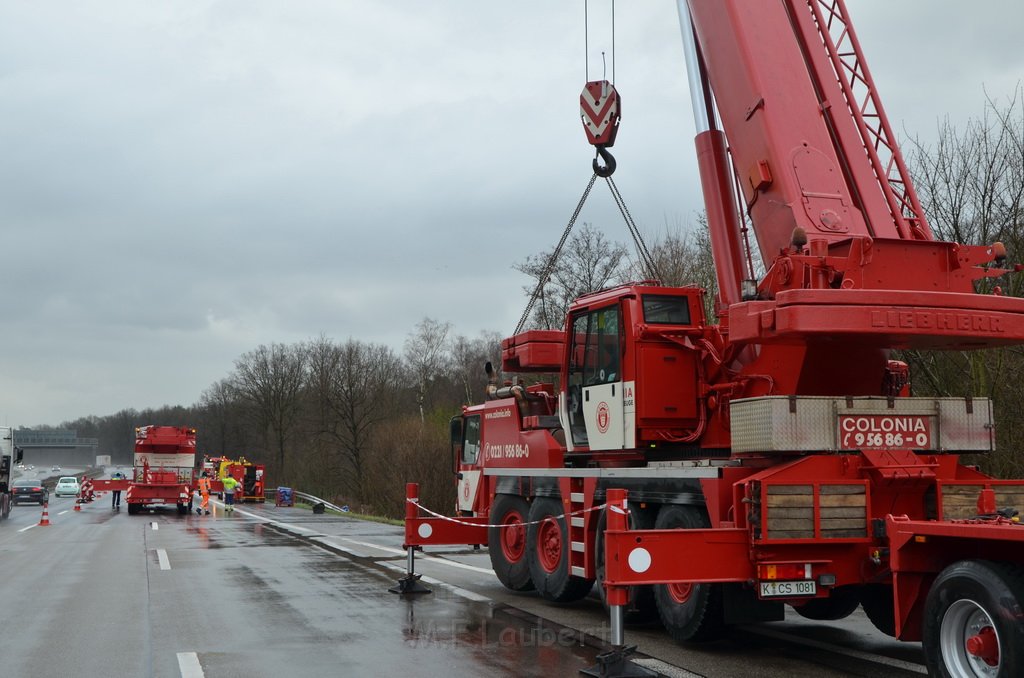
[604,175,661,281]
[514,173,599,335]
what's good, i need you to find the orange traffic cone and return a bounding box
[39,502,51,526]
[74,499,82,512]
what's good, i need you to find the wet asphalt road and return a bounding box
[0,494,930,678]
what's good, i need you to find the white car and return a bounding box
[54,477,80,497]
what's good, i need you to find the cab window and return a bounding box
[569,305,620,387]
[642,295,691,325]
[462,415,481,464]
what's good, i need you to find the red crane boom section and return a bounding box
[687,0,929,269]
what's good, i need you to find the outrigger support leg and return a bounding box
[390,483,432,594]
[389,545,432,594]
[581,489,657,678]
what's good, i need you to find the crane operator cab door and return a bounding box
[564,305,625,451]
[453,414,483,513]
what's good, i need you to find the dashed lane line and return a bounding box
[17,524,35,533]
[157,548,171,571]
[176,652,204,678]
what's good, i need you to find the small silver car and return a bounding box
[54,477,80,497]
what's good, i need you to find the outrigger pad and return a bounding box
[580,645,658,678]
[388,574,432,595]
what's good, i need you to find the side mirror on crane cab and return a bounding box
[14,447,23,465]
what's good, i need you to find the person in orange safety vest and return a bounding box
[195,472,212,515]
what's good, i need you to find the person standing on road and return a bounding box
[196,472,211,515]
[111,477,122,510]
[222,474,240,513]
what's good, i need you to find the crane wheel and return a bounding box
[792,585,861,621]
[860,584,896,637]
[595,506,658,623]
[923,560,1024,677]
[526,496,594,602]
[488,494,535,591]
[653,504,727,642]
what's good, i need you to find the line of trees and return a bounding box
[51,90,1024,516]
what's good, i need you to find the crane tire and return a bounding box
[595,506,658,623]
[860,584,896,637]
[923,560,1024,678]
[653,504,727,642]
[527,496,594,602]
[488,494,534,591]
[793,585,861,621]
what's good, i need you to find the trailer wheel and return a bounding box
[653,504,726,642]
[527,496,594,602]
[127,503,140,515]
[923,560,1024,678]
[176,502,188,515]
[595,506,658,623]
[793,585,861,621]
[488,494,534,591]
[861,584,896,637]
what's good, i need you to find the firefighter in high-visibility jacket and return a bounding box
[196,472,212,515]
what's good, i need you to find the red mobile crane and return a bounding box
[400,2,1024,675]
[96,426,198,515]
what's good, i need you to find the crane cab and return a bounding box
[558,283,709,456]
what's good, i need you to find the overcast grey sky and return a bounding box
[1,1,1022,426]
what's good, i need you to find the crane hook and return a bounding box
[593,145,616,177]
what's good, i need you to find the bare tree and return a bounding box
[450,330,503,405]
[308,336,403,500]
[515,223,630,330]
[232,342,308,481]
[909,87,1024,269]
[196,378,253,459]
[404,318,453,422]
[630,216,719,321]
[902,88,1024,477]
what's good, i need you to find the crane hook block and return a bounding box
[593,146,616,177]
[580,80,621,148]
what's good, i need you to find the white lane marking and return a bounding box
[419,553,494,576]
[151,522,159,530]
[240,508,494,575]
[319,536,405,556]
[632,658,702,678]
[58,510,69,515]
[748,626,927,674]
[157,548,171,570]
[176,651,204,678]
[18,524,36,533]
[379,562,491,602]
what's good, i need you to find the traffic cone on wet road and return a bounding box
[39,502,51,526]
[74,499,82,512]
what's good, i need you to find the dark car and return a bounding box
[12,479,49,505]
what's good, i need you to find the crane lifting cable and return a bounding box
[513,1,662,335]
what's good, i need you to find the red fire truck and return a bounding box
[96,426,198,515]
[400,1,1024,675]
[203,455,266,503]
